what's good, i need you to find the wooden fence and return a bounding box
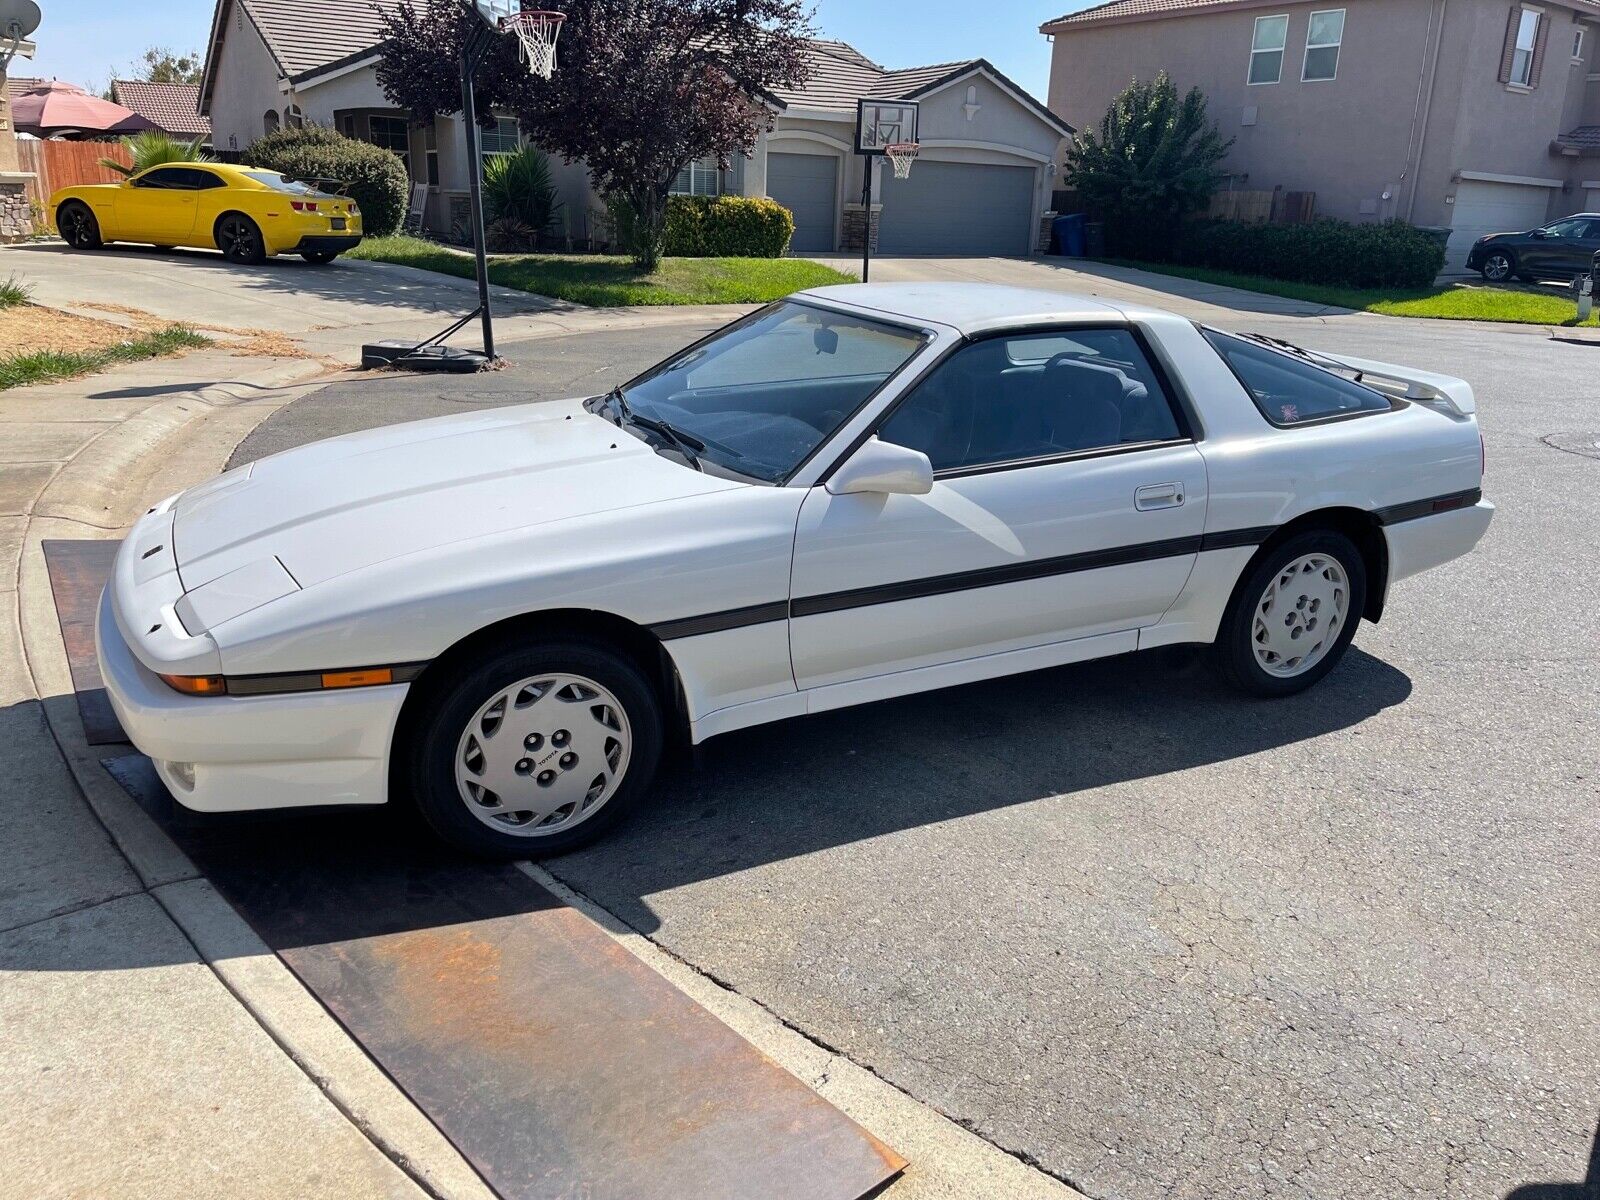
[1208,187,1317,224]
[15,140,132,217]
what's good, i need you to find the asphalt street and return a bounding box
[231,312,1600,1200]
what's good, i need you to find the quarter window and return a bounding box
[1249,14,1289,84]
[1302,9,1345,81]
[879,329,1184,474]
[1201,329,1392,426]
[1511,7,1541,85]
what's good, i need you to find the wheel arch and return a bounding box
[388,607,691,794]
[1241,506,1390,623]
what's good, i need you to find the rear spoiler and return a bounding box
[1324,353,1477,418]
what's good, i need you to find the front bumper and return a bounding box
[1464,242,1494,270]
[288,234,363,254]
[96,586,406,812]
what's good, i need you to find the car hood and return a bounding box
[171,397,745,595]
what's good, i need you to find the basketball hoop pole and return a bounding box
[860,160,873,284]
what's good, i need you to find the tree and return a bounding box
[376,0,814,269]
[127,46,204,86]
[1064,72,1232,261]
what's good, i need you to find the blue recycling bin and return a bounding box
[1051,213,1088,257]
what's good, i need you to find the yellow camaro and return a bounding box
[52,162,364,266]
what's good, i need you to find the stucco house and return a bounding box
[1042,0,1600,267]
[198,0,1069,254]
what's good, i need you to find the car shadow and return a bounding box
[0,641,1411,978]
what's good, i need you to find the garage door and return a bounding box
[767,152,838,254]
[878,160,1035,256]
[1448,180,1553,271]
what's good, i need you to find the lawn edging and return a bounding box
[1103,258,1597,327]
[349,235,852,306]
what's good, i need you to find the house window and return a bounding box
[285,104,304,129]
[340,114,356,136]
[1249,14,1289,84]
[480,116,521,157]
[1511,7,1541,85]
[262,109,279,135]
[1302,9,1345,80]
[368,115,411,173]
[1573,27,1585,62]
[423,123,440,187]
[671,157,723,196]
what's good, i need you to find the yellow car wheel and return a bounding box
[215,213,266,266]
[57,201,103,250]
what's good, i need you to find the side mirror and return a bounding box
[826,437,934,497]
[813,325,838,355]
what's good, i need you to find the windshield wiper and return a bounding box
[605,386,706,472]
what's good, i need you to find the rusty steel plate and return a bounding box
[41,539,126,745]
[100,755,905,1200]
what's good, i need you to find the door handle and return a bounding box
[1134,482,1185,511]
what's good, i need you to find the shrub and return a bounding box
[663,195,794,258]
[245,125,409,237]
[483,146,561,237]
[1173,218,1445,289]
[99,131,212,177]
[485,216,537,253]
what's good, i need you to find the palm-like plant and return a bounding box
[99,131,213,177]
[482,146,562,239]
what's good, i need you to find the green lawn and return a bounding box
[1104,259,1598,326]
[349,236,853,306]
[0,325,212,391]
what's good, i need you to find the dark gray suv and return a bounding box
[1466,214,1600,283]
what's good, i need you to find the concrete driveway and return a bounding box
[231,310,1600,1200]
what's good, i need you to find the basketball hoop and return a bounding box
[503,8,564,78]
[885,142,919,180]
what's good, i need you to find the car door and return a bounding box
[1523,217,1587,276]
[113,167,202,243]
[788,326,1208,691]
[182,167,230,247]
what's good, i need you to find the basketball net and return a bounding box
[505,9,564,79]
[885,142,919,180]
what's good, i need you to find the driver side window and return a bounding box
[879,328,1184,473]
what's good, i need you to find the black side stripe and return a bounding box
[648,601,791,641]
[646,490,1480,640]
[1373,488,1481,526]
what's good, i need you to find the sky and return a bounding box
[17,0,1104,99]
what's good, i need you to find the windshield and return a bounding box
[609,301,928,482]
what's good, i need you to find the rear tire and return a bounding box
[57,201,102,250]
[1212,530,1367,698]
[301,249,340,264]
[403,636,664,858]
[215,213,266,265]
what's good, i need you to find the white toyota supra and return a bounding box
[98,284,1492,855]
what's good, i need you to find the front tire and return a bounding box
[215,213,266,265]
[1479,251,1515,284]
[57,201,102,250]
[1213,530,1367,698]
[403,636,664,857]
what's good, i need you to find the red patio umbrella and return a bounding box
[10,80,158,138]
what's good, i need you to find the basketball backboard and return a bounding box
[854,99,919,156]
[471,0,514,29]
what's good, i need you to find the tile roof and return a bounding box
[3,76,46,104]
[240,0,402,79]
[772,40,982,113]
[110,80,211,137]
[1557,125,1600,148]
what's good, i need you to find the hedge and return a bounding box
[663,195,794,258]
[1172,218,1445,290]
[245,126,410,237]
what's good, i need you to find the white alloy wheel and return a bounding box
[453,672,632,838]
[1250,553,1349,678]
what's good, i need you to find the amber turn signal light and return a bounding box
[158,673,227,696]
[320,668,393,689]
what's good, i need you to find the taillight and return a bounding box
[290,200,317,212]
[159,673,226,696]
[348,201,360,215]
[1480,432,1486,478]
